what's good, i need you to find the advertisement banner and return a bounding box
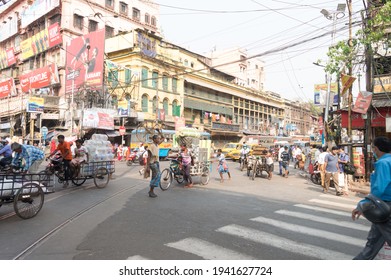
[175,117,186,131]
[82,109,114,130]
[27,97,44,113]
[340,73,356,95]
[65,29,105,94]
[117,100,128,116]
[352,91,373,114]
[373,76,391,93]
[21,0,60,28]
[19,64,60,93]
[20,23,62,61]
[314,83,338,106]
[0,47,16,70]
[0,78,16,99]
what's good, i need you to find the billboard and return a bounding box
[82,108,115,130]
[65,29,105,94]
[0,78,16,99]
[19,64,60,93]
[0,47,16,70]
[352,91,373,114]
[314,83,338,106]
[27,97,44,113]
[20,23,62,61]
[373,76,391,93]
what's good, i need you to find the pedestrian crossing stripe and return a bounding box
[165,238,255,260]
[275,210,370,231]
[216,224,352,260]
[308,199,356,210]
[294,204,351,216]
[250,216,364,247]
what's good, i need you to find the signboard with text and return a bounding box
[314,83,338,106]
[0,78,16,99]
[27,97,44,113]
[0,47,16,70]
[82,108,115,130]
[19,64,60,93]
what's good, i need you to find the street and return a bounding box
[0,159,370,260]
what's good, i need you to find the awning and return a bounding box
[372,98,391,107]
[105,130,121,137]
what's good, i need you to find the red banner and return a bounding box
[0,78,15,99]
[0,47,16,70]
[19,64,60,93]
[352,91,373,114]
[65,29,105,94]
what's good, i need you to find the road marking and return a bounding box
[294,204,349,216]
[308,199,356,210]
[165,237,255,260]
[126,255,149,260]
[275,210,370,231]
[251,216,364,247]
[216,224,352,260]
[319,194,361,203]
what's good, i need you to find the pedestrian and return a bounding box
[11,142,45,173]
[277,145,285,175]
[117,144,123,161]
[147,135,164,198]
[281,146,290,178]
[178,144,193,188]
[265,149,274,180]
[324,146,343,195]
[338,147,350,195]
[317,146,328,188]
[352,136,391,260]
[310,144,318,165]
[216,148,231,183]
[139,145,149,175]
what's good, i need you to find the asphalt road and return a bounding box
[0,159,370,260]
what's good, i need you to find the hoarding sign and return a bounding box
[19,64,60,93]
[0,47,16,70]
[65,29,105,94]
[82,108,114,130]
[373,76,391,93]
[0,78,16,99]
[352,91,373,114]
[314,83,338,106]
[117,100,128,116]
[27,97,44,113]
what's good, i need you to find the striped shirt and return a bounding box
[12,145,44,171]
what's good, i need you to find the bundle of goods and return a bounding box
[251,145,268,156]
[83,134,115,162]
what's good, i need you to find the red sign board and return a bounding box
[65,29,105,94]
[0,47,16,70]
[119,126,126,135]
[0,78,15,99]
[341,108,387,129]
[19,64,60,93]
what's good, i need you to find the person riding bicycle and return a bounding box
[70,139,89,178]
[178,144,194,188]
[11,142,45,173]
[0,138,13,168]
[48,135,73,188]
[240,144,250,164]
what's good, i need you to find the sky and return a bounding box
[155,0,365,103]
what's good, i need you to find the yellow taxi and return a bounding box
[221,142,241,158]
[228,144,259,161]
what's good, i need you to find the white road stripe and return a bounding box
[251,216,364,247]
[294,204,350,216]
[319,194,361,203]
[126,255,149,260]
[309,199,356,210]
[275,210,370,231]
[217,224,352,260]
[165,237,255,260]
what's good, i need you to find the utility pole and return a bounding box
[347,0,353,143]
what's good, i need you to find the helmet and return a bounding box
[357,194,391,223]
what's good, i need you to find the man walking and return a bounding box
[147,135,164,198]
[338,147,350,195]
[352,136,391,259]
[277,145,285,176]
[324,146,343,196]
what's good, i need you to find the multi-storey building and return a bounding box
[283,99,313,137]
[0,0,159,138]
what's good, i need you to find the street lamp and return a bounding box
[321,3,346,145]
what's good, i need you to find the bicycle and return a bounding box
[160,159,184,190]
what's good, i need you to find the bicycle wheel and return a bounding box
[94,167,109,188]
[201,166,210,185]
[135,124,148,143]
[71,176,87,187]
[160,168,172,190]
[14,182,44,219]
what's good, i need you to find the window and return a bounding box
[141,68,148,87]
[120,2,128,15]
[163,99,169,116]
[125,68,131,84]
[88,20,98,32]
[162,75,168,91]
[132,8,140,21]
[105,0,114,8]
[145,13,150,24]
[141,94,148,112]
[152,71,158,89]
[105,25,114,38]
[73,14,83,30]
[172,77,177,93]
[151,16,156,26]
[172,100,180,117]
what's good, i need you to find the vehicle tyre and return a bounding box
[201,166,210,185]
[126,160,133,166]
[93,167,109,188]
[14,182,44,219]
[160,168,172,190]
[310,173,321,185]
[71,176,87,186]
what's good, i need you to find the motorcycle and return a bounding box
[239,153,248,171]
[126,149,140,166]
[310,162,335,189]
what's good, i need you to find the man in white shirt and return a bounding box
[278,145,286,175]
[317,146,329,188]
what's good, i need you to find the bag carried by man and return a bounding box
[343,162,356,175]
